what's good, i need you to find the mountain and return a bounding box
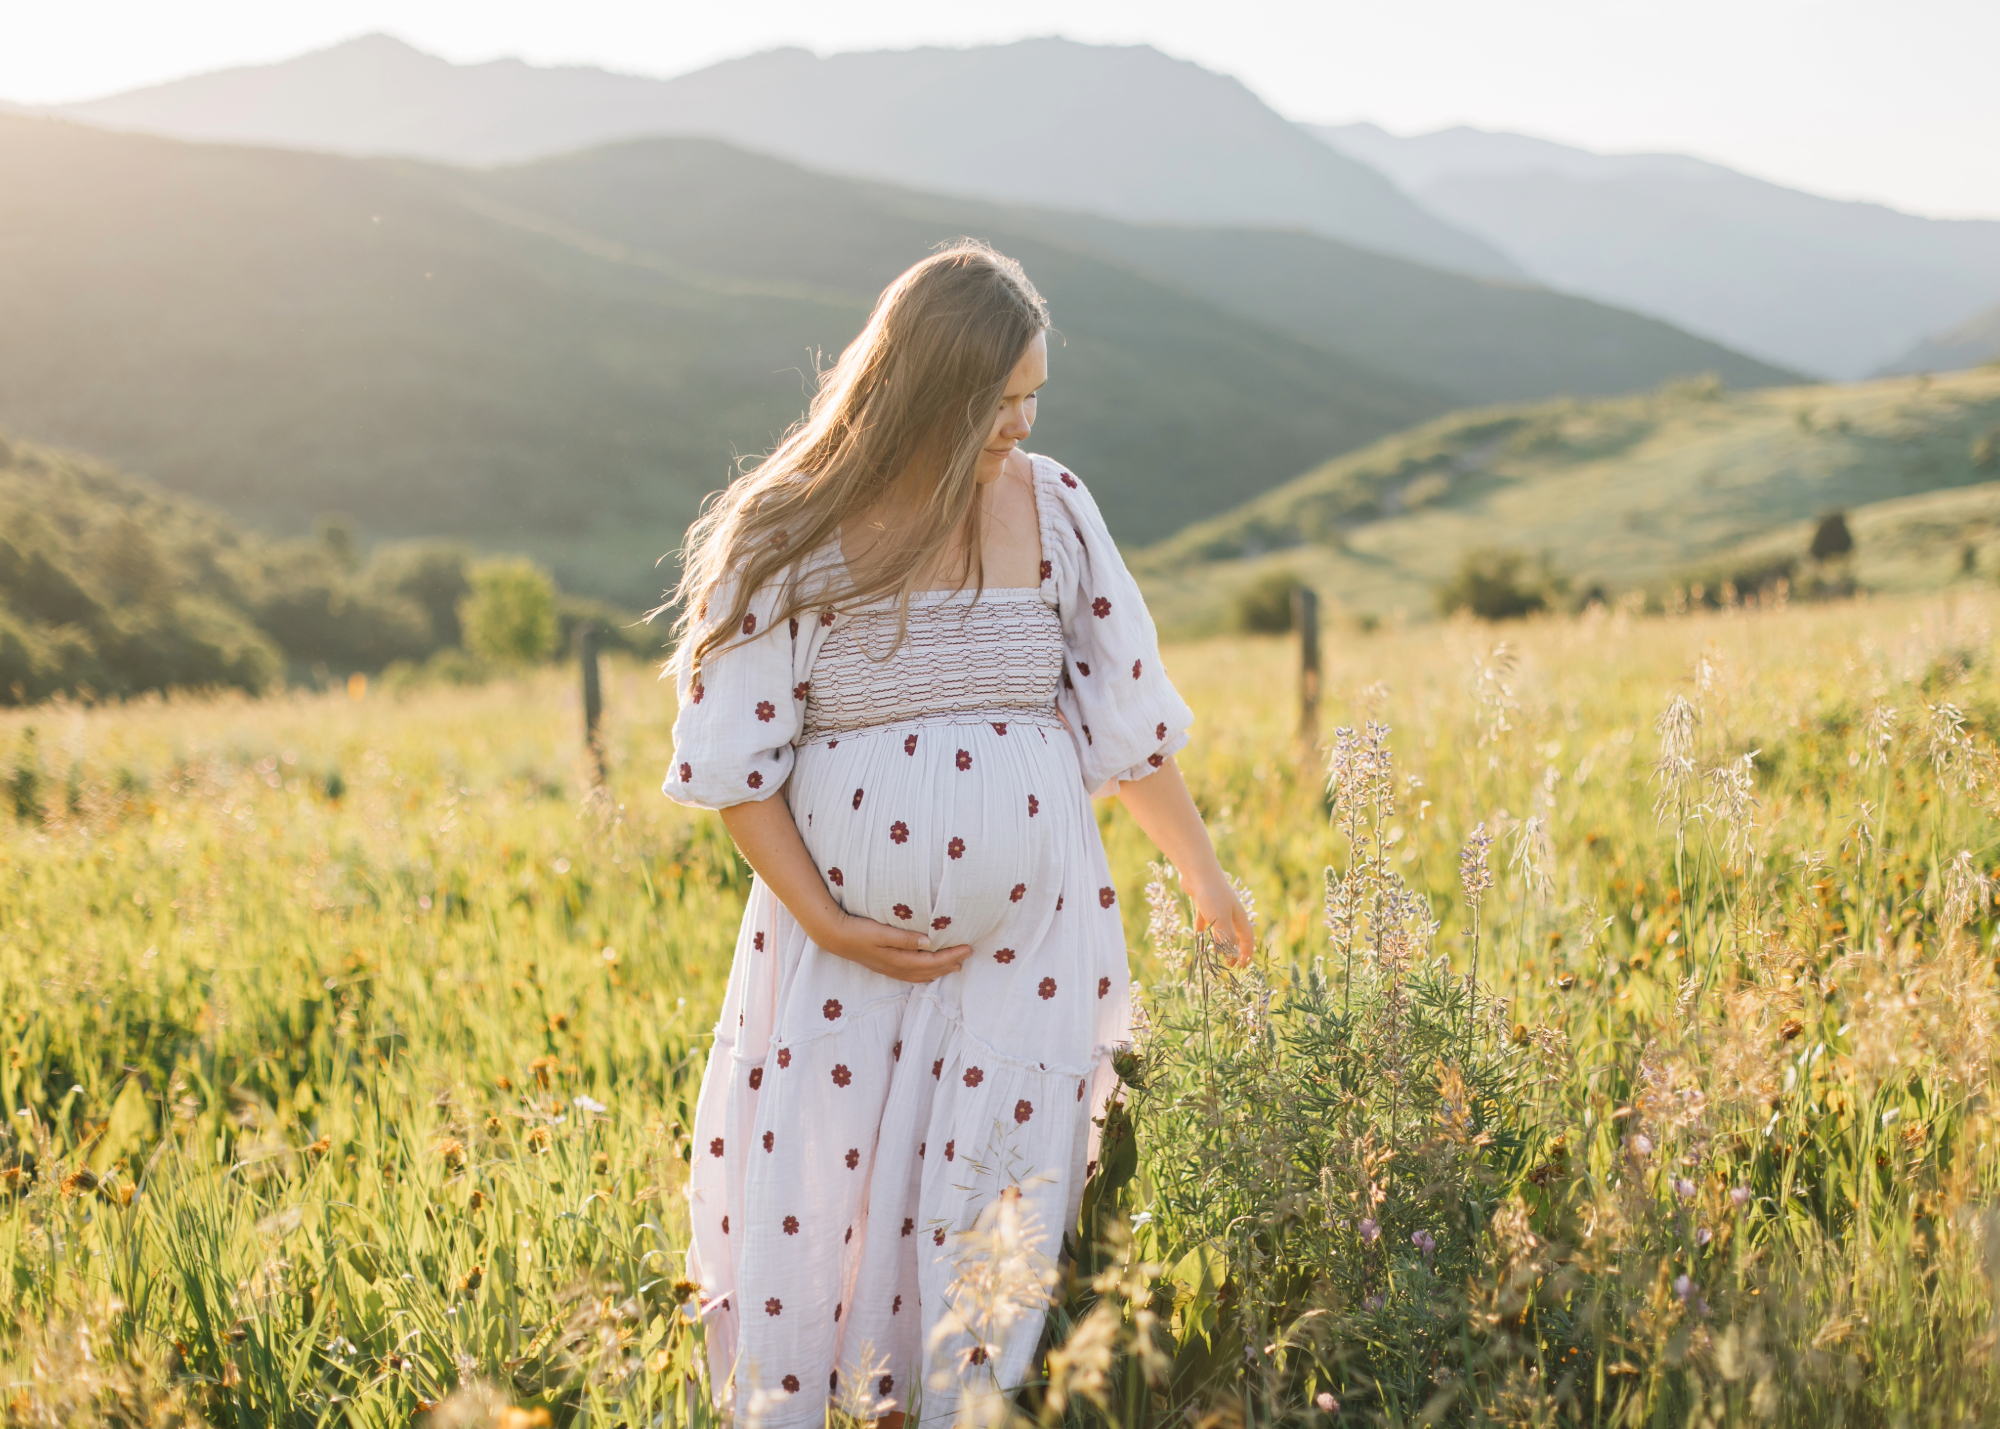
[0,116,1451,604]
[56,33,1518,279]
[1317,122,2000,381]
[1879,302,2000,375]
[1133,367,2000,633]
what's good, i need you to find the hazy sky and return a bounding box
[8,0,1998,218]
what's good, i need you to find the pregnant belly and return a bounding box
[788,719,1082,950]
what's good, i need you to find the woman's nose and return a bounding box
[1000,406,1032,438]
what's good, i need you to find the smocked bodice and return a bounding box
[798,590,1064,741]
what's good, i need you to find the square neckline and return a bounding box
[831,455,1052,603]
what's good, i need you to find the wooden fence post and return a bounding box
[577,621,605,785]
[1294,585,1321,754]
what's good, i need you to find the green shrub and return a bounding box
[1230,569,1304,635]
[460,558,559,665]
[1436,548,1565,620]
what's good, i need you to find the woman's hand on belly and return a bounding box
[718,792,974,982]
[821,914,975,984]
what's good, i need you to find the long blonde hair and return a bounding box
[668,240,1049,675]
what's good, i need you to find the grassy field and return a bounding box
[1137,367,2000,633]
[3,591,1998,1425]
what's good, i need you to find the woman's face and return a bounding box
[975,332,1048,484]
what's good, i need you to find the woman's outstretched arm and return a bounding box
[718,795,976,983]
[1113,757,1255,964]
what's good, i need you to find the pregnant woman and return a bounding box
[663,241,1253,1427]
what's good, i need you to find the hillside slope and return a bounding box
[1318,123,2000,380]
[0,117,1449,602]
[59,33,1516,279]
[1879,303,2000,376]
[1135,369,2000,632]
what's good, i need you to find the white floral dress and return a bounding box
[664,456,1192,1426]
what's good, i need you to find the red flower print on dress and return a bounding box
[831,1064,852,1087]
[1028,794,1039,817]
[780,1373,798,1392]
[970,1346,989,1366]
[827,867,844,886]
[1099,976,1111,999]
[992,721,1008,735]
[933,1227,946,1246]
[947,836,966,859]
[1133,659,1143,680]
[944,1139,955,1160]
[1014,1099,1034,1124]
[820,609,836,626]
[890,821,909,844]
[691,681,705,704]
[765,1298,782,1317]
[755,700,776,722]
[1077,661,1091,677]
[1091,596,1111,618]
[881,1373,895,1394]
[794,680,810,700]
[783,1215,799,1235]
[789,617,799,639]
[710,1137,724,1157]
[963,1066,985,1088]
[1099,886,1117,908]
[1060,471,1078,488]
[1081,725,1092,744]
[892,1040,903,1059]
[722,1215,729,1234]
[1056,894,1065,911]
[1149,753,1165,768]
[851,787,864,810]
[762,1130,774,1151]
[893,903,912,920]
[749,1067,763,1090]
[901,1218,914,1237]
[827,738,839,749]
[1040,559,1053,581]
[994,948,1015,964]
[1010,883,1026,902]
[918,1141,925,1157]
[754,930,765,951]
[931,915,951,931]
[777,1047,792,1069]
[1156,721,1168,740]
[845,1147,860,1169]
[955,749,973,771]
[844,1226,852,1243]
[903,733,919,755]
[679,762,692,783]
[741,614,757,635]
[1078,1080,1087,1100]
[747,770,764,789]
[823,998,843,1020]
[932,1058,945,1079]
[1038,977,1057,1000]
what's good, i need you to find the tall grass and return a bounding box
[3,594,1998,1425]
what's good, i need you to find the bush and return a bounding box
[1808,511,1854,562]
[1231,569,1304,635]
[1436,548,1565,620]
[460,558,559,665]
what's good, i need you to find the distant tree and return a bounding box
[1437,548,1565,621]
[1230,569,1302,634]
[460,558,558,665]
[1809,511,1854,562]
[365,542,473,647]
[314,513,359,571]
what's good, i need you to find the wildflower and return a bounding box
[1411,1230,1436,1267]
[1696,1227,1713,1246]
[1363,1292,1385,1312]
[458,1265,483,1294]
[1359,1218,1380,1243]
[1674,1274,1693,1304]
[1629,1134,1653,1158]
[1458,823,1493,904]
[438,1139,466,1174]
[1317,1392,1339,1413]
[1673,1177,1696,1200]
[526,1127,551,1154]
[1652,693,1701,847]
[573,1094,607,1114]
[1730,1186,1752,1208]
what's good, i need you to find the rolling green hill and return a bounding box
[0,118,1797,606]
[1135,368,2000,632]
[0,117,1445,604]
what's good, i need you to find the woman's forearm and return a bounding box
[1112,757,1224,881]
[718,794,847,944]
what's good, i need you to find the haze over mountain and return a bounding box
[1880,301,2000,376]
[1318,122,2000,381]
[56,33,1518,280]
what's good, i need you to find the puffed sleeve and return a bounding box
[662,576,810,810]
[1042,459,1194,794]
